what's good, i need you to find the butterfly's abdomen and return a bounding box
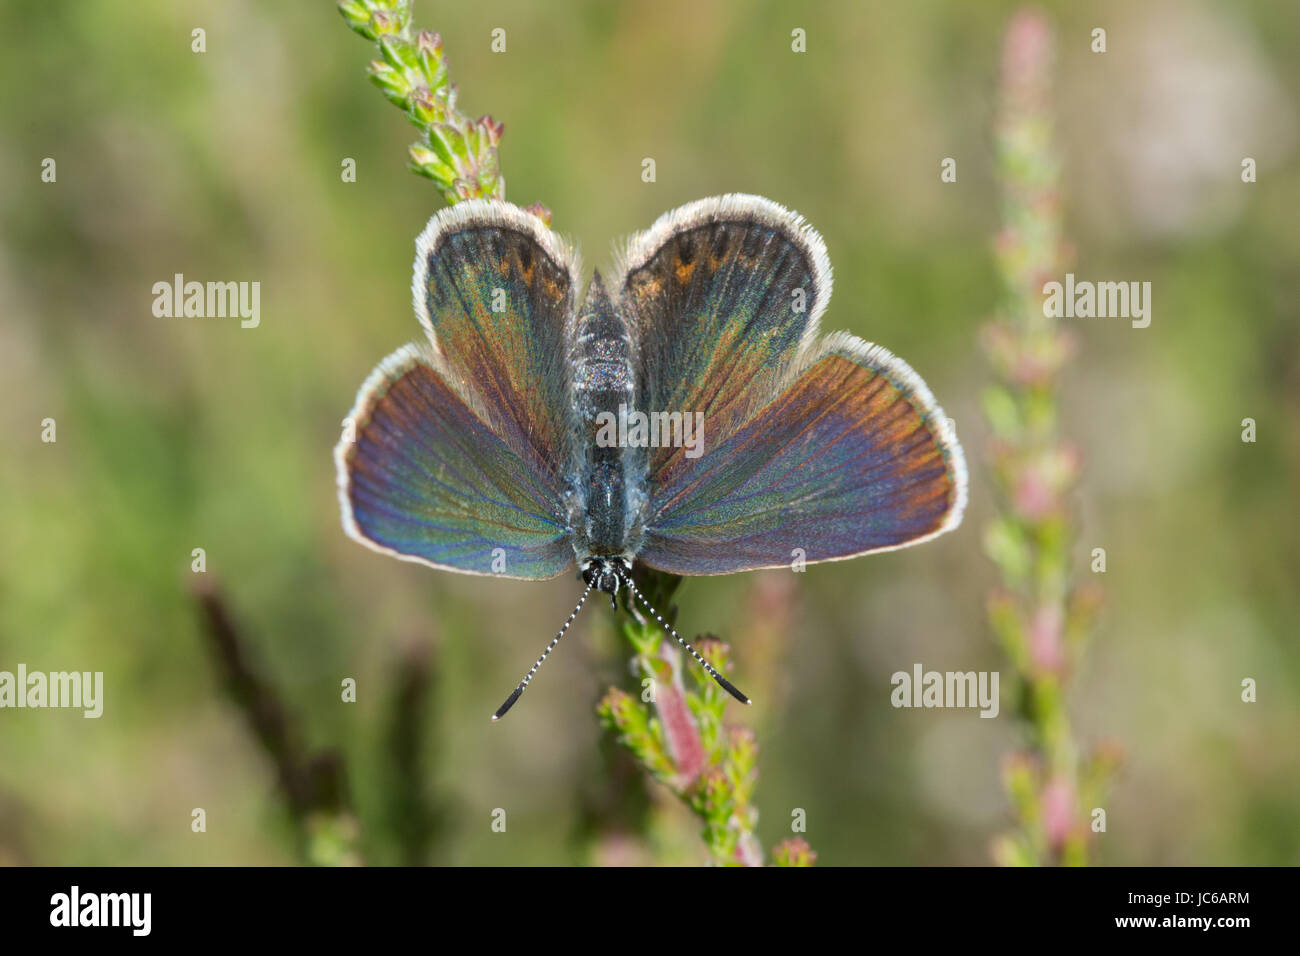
[569,273,644,561]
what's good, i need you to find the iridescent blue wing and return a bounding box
[335,201,580,579]
[612,195,966,575]
[411,200,579,480]
[633,335,966,574]
[336,345,574,579]
[335,348,574,580]
[615,195,825,482]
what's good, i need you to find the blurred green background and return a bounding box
[1,0,1297,865]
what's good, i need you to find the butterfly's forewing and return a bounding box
[614,195,966,574]
[615,195,829,491]
[412,200,579,483]
[335,201,579,579]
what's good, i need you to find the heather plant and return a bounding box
[982,9,1122,867]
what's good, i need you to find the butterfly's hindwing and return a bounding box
[336,345,574,579]
[636,333,967,574]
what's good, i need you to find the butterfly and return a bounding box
[335,195,967,718]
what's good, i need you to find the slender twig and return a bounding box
[193,579,362,866]
[383,639,441,865]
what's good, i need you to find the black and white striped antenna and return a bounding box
[618,568,751,707]
[492,581,594,721]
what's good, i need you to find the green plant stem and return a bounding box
[598,568,815,867]
[338,0,554,222]
[983,8,1120,867]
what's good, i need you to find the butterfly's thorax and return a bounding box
[568,273,645,563]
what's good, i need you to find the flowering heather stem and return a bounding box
[338,0,532,211]
[598,568,813,866]
[983,9,1121,867]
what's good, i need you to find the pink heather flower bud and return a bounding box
[524,202,553,226]
[371,9,399,35]
[656,666,707,783]
[1002,9,1053,112]
[773,837,818,867]
[1012,462,1055,520]
[1041,776,1075,851]
[416,30,442,57]
[1028,603,1065,677]
[408,86,445,124]
[478,115,505,146]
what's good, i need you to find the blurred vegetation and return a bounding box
[0,0,1297,865]
[983,10,1116,866]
